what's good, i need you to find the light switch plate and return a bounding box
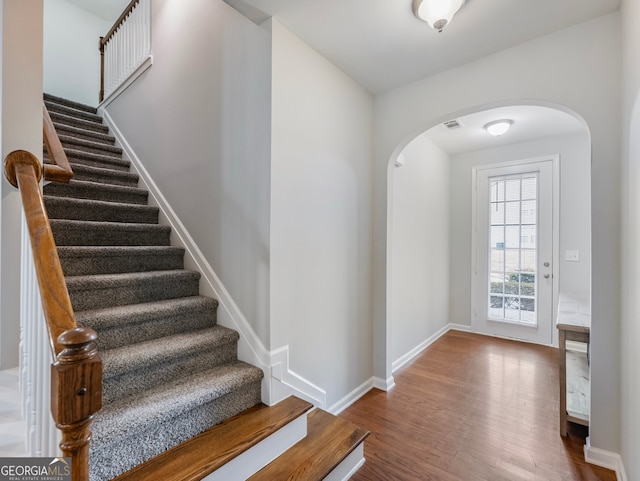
[565,250,580,262]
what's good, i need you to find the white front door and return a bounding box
[472,158,556,344]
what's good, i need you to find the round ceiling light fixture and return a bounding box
[413,0,465,33]
[484,119,513,137]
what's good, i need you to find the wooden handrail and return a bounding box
[43,103,73,182]
[3,149,102,481]
[99,0,140,102]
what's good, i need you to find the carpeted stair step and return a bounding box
[57,246,185,276]
[49,110,109,134]
[50,220,171,246]
[53,122,117,145]
[90,361,264,481]
[101,326,240,404]
[45,100,103,124]
[58,134,123,157]
[63,148,131,171]
[44,196,158,224]
[44,93,97,114]
[45,150,130,172]
[75,296,217,350]
[44,179,147,204]
[63,162,139,187]
[66,269,201,311]
[110,396,313,481]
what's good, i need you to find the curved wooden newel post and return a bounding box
[52,328,102,481]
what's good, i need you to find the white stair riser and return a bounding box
[324,442,366,481]
[203,413,308,481]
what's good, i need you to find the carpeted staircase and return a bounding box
[42,93,264,481]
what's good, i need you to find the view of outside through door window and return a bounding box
[488,174,537,324]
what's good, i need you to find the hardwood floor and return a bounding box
[340,330,616,481]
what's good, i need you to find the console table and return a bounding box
[556,293,590,437]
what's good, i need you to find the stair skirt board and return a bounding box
[202,413,308,481]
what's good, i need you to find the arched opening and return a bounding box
[386,101,591,375]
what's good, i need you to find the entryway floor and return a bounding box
[0,368,27,457]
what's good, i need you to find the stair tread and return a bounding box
[92,361,264,443]
[58,245,184,258]
[49,110,109,133]
[53,122,116,144]
[45,195,157,212]
[44,93,98,114]
[45,100,103,123]
[45,195,159,223]
[67,162,138,180]
[58,134,123,154]
[45,179,144,196]
[51,218,170,233]
[65,147,129,165]
[66,269,200,290]
[101,325,238,380]
[111,396,313,481]
[74,295,215,330]
[248,409,370,481]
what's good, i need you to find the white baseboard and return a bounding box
[584,437,628,481]
[392,323,450,373]
[372,376,395,391]
[448,323,473,332]
[269,346,327,409]
[328,378,374,415]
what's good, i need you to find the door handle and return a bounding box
[544,274,550,279]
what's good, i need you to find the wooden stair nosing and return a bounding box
[111,396,313,481]
[247,408,370,481]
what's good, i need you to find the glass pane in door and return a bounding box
[487,174,538,325]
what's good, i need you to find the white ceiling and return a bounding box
[67,0,615,151]
[224,0,620,94]
[66,0,130,21]
[422,106,587,155]
[220,0,612,153]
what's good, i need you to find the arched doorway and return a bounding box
[386,101,591,373]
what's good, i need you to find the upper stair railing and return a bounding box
[99,0,151,102]
[3,103,102,481]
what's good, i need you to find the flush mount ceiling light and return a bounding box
[484,119,513,137]
[413,0,465,33]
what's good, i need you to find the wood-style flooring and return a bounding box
[339,330,616,481]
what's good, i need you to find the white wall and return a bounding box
[390,135,449,366]
[373,13,621,453]
[43,0,110,107]
[105,0,272,346]
[449,132,592,341]
[620,0,640,478]
[270,20,374,408]
[0,0,44,369]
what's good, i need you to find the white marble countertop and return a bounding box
[556,292,591,332]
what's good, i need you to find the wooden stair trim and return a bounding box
[111,396,313,481]
[247,409,370,481]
